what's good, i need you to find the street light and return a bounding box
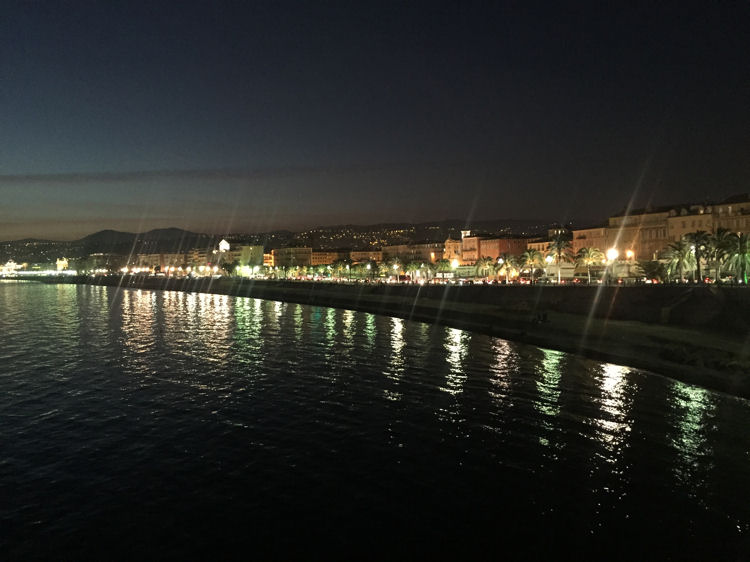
[606,248,619,284]
[544,254,554,281]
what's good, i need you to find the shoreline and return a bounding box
[29,275,750,400]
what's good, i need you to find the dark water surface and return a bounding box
[1,283,749,559]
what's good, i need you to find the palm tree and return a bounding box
[475,256,494,280]
[725,232,750,284]
[547,232,574,284]
[575,247,604,284]
[685,230,711,283]
[636,260,667,283]
[404,261,420,281]
[708,227,732,283]
[519,249,543,283]
[436,258,452,279]
[363,260,378,281]
[422,262,437,281]
[386,257,402,279]
[349,263,364,279]
[662,239,696,283]
[221,259,240,276]
[495,253,517,283]
[378,262,391,278]
[331,259,350,280]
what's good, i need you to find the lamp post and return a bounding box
[625,249,635,281]
[606,248,619,284]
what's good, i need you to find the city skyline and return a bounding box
[2,2,747,240]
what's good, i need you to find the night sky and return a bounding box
[2,1,748,240]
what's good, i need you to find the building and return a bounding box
[711,195,750,233]
[607,207,671,261]
[460,236,531,264]
[571,195,750,263]
[443,239,462,263]
[1,260,22,275]
[272,247,313,268]
[237,245,265,267]
[475,237,529,259]
[134,252,191,272]
[311,251,344,266]
[81,253,126,273]
[526,239,550,254]
[382,242,444,264]
[350,250,383,263]
[666,197,750,243]
[572,225,608,254]
[382,244,409,261]
[187,248,209,267]
[460,237,481,264]
[410,242,444,263]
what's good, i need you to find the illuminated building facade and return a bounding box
[350,250,383,263]
[272,247,313,268]
[460,237,481,264]
[382,242,444,263]
[478,237,529,259]
[607,207,670,261]
[311,251,344,266]
[571,225,606,254]
[237,245,264,267]
[443,238,462,263]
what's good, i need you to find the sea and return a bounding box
[2,282,749,559]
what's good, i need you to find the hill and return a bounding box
[73,228,212,255]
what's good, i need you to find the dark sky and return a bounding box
[1,1,748,240]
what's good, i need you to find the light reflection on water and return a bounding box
[2,283,750,559]
[384,317,405,401]
[533,348,564,451]
[324,306,336,353]
[585,362,635,517]
[536,348,563,417]
[364,313,376,348]
[120,289,157,365]
[443,327,468,396]
[669,381,717,495]
[342,309,354,343]
[594,363,633,456]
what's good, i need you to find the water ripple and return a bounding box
[1,283,749,559]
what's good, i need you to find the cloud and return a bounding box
[0,160,571,240]
[0,162,449,186]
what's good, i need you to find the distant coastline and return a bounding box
[21,275,750,400]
